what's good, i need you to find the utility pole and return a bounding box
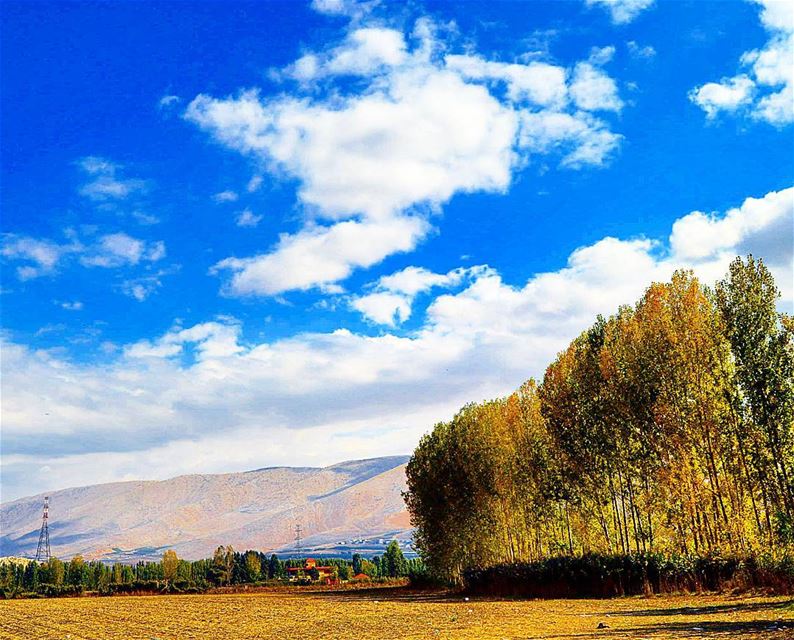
[35,496,51,562]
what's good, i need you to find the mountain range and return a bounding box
[0,456,413,562]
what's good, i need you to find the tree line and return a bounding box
[0,540,424,598]
[405,256,793,583]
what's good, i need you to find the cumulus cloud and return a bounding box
[288,27,407,80]
[3,187,790,499]
[690,0,793,125]
[352,265,488,325]
[586,0,655,25]
[185,20,625,297]
[569,62,624,111]
[212,215,429,295]
[690,75,756,118]
[518,111,622,168]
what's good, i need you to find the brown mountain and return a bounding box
[0,456,412,561]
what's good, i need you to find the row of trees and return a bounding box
[405,256,793,581]
[0,541,422,596]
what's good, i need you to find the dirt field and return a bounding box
[0,587,791,639]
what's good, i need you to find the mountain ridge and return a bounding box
[0,455,413,562]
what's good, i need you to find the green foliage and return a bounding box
[0,549,423,598]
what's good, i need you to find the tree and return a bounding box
[245,551,261,582]
[360,559,378,578]
[211,546,234,586]
[162,550,179,584]
[268,554,282,579]
[67,556,85,587]
[405,258,790,579]
[716,255,794,534]
[383,540,407,577]
[44,558,64,586]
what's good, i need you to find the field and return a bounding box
[1,587,792,640]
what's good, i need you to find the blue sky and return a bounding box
[2,0,792,501]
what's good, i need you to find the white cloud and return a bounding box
[78,156,147,201]
[589,45,616,65]
[159,95,181,109]
[518,110,623,168]
[289,27,407,81]
[627,40,656,58]
[569,62,623,111]
[186,21,624,296]
[444,55,569,107]
[669,187,793,269]
[247,175,263,192]
[126,321,245,360]
[352,265,487,325]
[310,0,377,19]
[59,301,84,311]
[213,215,429,296]
[213,190,239,203]
[1,236,75,279]
[187,72,518,221]
[132,211,161,225]
[119,267,178,302]
[351,291,413,326]
[81,233,165,268]
[689,75,756,118]
[236,209,263,228]
[586,0,655,25]
[2,231,166,279]
[690,0,793,125]
[2,187,790,500]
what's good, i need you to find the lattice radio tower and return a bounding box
[35,496,51,562]
[294,523,302,558]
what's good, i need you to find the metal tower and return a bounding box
[35,496,51,562]
[294,523,302,557]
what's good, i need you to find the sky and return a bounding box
[1,0,792,501]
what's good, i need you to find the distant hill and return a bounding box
[0,456,413,562]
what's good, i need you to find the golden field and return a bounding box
[0,588,791,640]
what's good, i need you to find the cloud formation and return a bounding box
[3,186,790,500]
[352,265,488,326]
[1,231,166,281]
[186,18,624,297]
[586,0,655,25]
[690,0,793,126]
[78,157,148,201]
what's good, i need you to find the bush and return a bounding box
[462,552,794,598]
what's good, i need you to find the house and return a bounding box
[286,558,338,584]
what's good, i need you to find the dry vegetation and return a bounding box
[0,587,791,640]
